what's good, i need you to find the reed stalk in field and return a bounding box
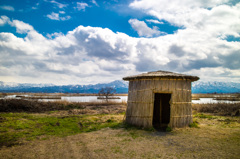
[0,99,127,113]
[192,102,240,116]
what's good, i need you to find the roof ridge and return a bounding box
[148,70,173,73]
[123,70,199,82]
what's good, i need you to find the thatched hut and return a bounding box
[123,70,199,129]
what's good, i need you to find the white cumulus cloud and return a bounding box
[146,19,164,24]
[130,0,240,38]
[1,1,240,86]
[0,16,10,26]
[75,2,89,11]
[129,19,164,37]
[48,0,68,9]
[91,0,99,6]
[47,12,71,21]
[0,5,15,11]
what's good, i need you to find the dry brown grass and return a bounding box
[0,99,127,113]
[48,105,127,116]
[214,96,240,101]
[192,102,240,116]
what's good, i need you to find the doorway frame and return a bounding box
[152,92,172,129]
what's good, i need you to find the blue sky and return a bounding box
[0,0,240,85]
[0,0,179,37]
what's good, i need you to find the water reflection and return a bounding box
[61,96,128,103]
[192,98,240,104]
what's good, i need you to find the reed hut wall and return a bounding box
[125,78,195,128]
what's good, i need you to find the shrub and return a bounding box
[189,120,199,128]
[166,126,172,132]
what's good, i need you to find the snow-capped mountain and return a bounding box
[0,81,55,89]
[192,81,240,93]
[0,81,19,88]
[0,80,239,94]
[0,80,129,93]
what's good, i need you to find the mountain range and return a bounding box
[0,80,240,94]
[0,80,128,94]
[192,81,240,93]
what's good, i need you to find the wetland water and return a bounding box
[191,98,240,104]
[2,95,240,104]
[61,96,128,103]
[3,95,128,103]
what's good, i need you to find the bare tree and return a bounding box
[98,87,116,102]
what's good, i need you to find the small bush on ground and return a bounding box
[165,126,172,132]
[189,120,199,128]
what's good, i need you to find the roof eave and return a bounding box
[123,76,199,82]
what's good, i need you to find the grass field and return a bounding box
[0,98,240,159]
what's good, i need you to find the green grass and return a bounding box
[193,113,240,129]
[2,111,238,148]
[194,113,217,119]
[0,113,123,147]
[166,126,172,132]
[189,120,199,128]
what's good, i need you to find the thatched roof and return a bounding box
[123,70,199,81]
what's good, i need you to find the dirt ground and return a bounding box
[0,117,239,159]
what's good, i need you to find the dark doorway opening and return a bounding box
[152,93,171,130]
